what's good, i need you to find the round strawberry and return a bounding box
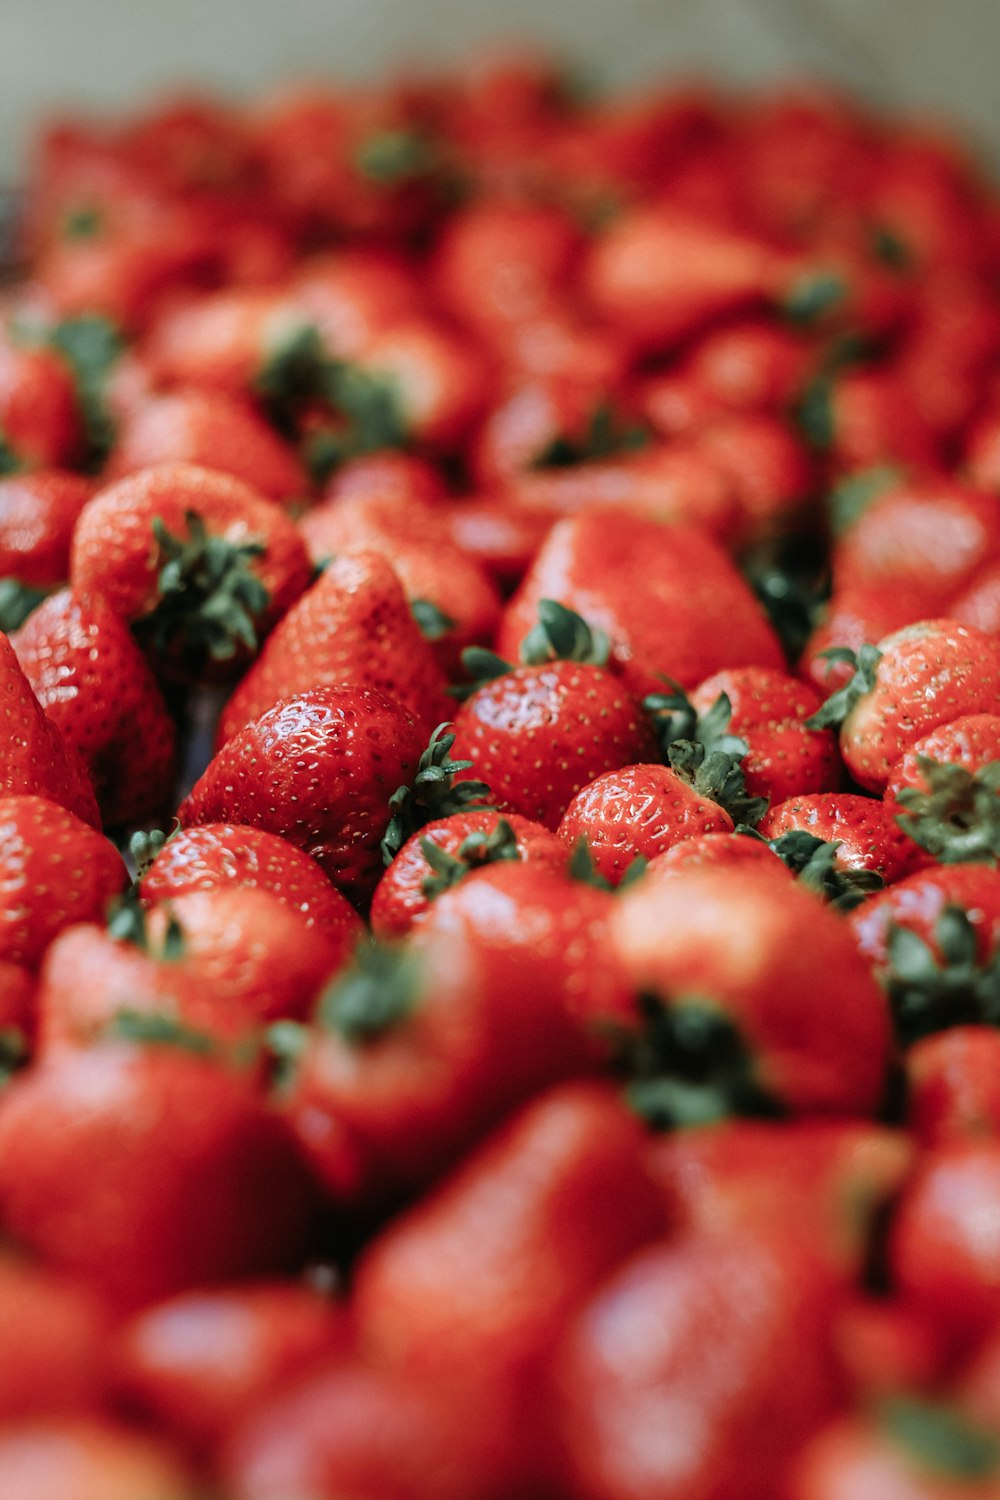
[887,714,1000,865]
[0,470,93,589]
[759,792,921,883]
[0,1418,201,1500]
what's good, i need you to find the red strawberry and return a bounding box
[886,714,1000,865]
[759,793,921,883]
[0,470,93,589]
[0,1252,109,1420]
[800,582,934,695]
[0,1418,201,1500]
[13,588,177,827]
[498,509,784,697]
[0,795,125,969]
[906,1027,1000,1147]
[137,822,362,940]
[439,493,557,594]
[0,634,100,825]
[370,809,566,940]
[217,550,451,744]
[789,1405,1000,1500]
[70,462,312,672]
[180,686,427,904]
[0,335,82,470]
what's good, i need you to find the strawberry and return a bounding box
[694,411,815,543]
[0,1418,201,1500]
[439,493,557,593]
[759,792,921,883]
[0,1252,109,1420]
[299,490,502,679]
[13,588,177,827]
[180,686,427,904]
[800,582,934,695]
[807,621,1000,792]
[612,861,892,1117]
[797,365,942,475]
[143,286,308,396]
[0,334,82,471]
[0,633,100,824]
[37,885,346,1053]
[70,462,312,672]
[0,1037,320,1309]
[906,1027,1000,1147]
[657,317,813,419]
[354,317,493,451]
[370,809,566,940]
[137,822,363,940]
[649,826,885,910]
[217,550,451,744]
[886,715,1000,865]
[0,470,93,589]
[497,509,785,697]
[450,600,657,829]
[690,666,841,805]
[790,1404,1000,1500]
[106,389,310,505]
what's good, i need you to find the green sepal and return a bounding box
[453,645,514,696]
[0,1027,29,1087]
[46,315,123,470]
[316,942,422,1043]
[743,559,830,666]
[0,432,21,477]
[784,271,848,326]
[264,1018,310,1091]
[62,204,104,241]
[666,739,768,828]
[745,826,885,911]
[420,817,521,900]
[804,642,882,730]
[887,905,1000,1046]
[410,597,456,641]
[354,129,438,185]
[827,465,899,537]
[870,225,911,270]
[881,1396,1000,1481]
[0,578,49,633]
[568,836,647,893]
[104,1008,216,1056]
[617,993,780,1131]
[255,324,328,435]
[793,372,835,450]
[519,598,610,668]
[643,678,747,762]
[136,509,270,663]
[128,826,171,880]
[381,722,493,865]
[106,885,186,961]
[895,756,1000,866]
[533,402,649,469]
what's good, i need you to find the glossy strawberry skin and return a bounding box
[759,793,921,882]
[906,1027,1000,1148]
[558,763,734,884]
[885,712,1000,815]
[140,822,363,941]
[0,338,82,469]
[0,1417,200,1500]
[0,633,100,826]
[0,795,126,969]
[0,1253,109,1421]
[180,686,425,905]
[217,550,451,745]
[849,863,1000,977]
[370,808,566,940]
[450,662,657,830]
[0,470,94,587]
[691,667,840,806]
[13,588,177,827]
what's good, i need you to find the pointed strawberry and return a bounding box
[0,633,100,825]
[0,470,94,589]
[217,549,450,744]
[13,588,177,827]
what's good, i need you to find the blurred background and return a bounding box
[3,0,1000,174]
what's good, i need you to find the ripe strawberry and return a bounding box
[217,550,451,744]
[38,885,347,1054]
[807,621,1000,792]
[13,588,177,827]
[612,862,892,1116]
[800,582,934,695]
[106,389,310,505]
[797,364,942,475]
[299,490,502,679]
[690,666,841,805]
[143,286,308,396]
[0,796,125,969]
[0,1418,201,1500]
[0,634,100,824]
[646,829,794,880]
[906,1027,1000,1147]
[138,822,363,940]
[759,793,921,883]
[695,411,815,543]
[498,509,784,697]
[789,1404,1000,1500]
[0,1253,109,1420]
[0,335,82,470]
[0,470,93,589]
[180,686,426,904]
[662,317,813,419]
[0,1037,319,1310]
[370,809,566,940]
[70,462,312,672]
[450,601,656,829]
[439,493,557,593]
[356,317,493,451]
[886,715,1000,865]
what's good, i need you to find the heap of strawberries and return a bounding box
[5,43,1000,1499]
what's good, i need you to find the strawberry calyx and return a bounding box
[103,1008,217,1056]
[533,402,649,469]
[827,464,900,537]
[136,508,270,663]
[354,128,440,185]
[419,817,521,899]
[46,314,122,470]
[895,756,1000,865]
[128,826,174,879]
[738,825,885,910]
[666,739,768,827]
[805,642,882,730]
[0,431,21,477]
[316,942,422,1043]
[568,837,647,893]
[616,994,780,1129]
[887,905,1000,1045]
[410,597,457,641]
[0,1027,28,1088]
[881,1397,1000,1481]
[783,270,848,326]
[643,678,747,762]
[519,598,611,668]
[0,578,48,633]
[382,722,493,864]
[744,555,830,666]
[107,886,186,961]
